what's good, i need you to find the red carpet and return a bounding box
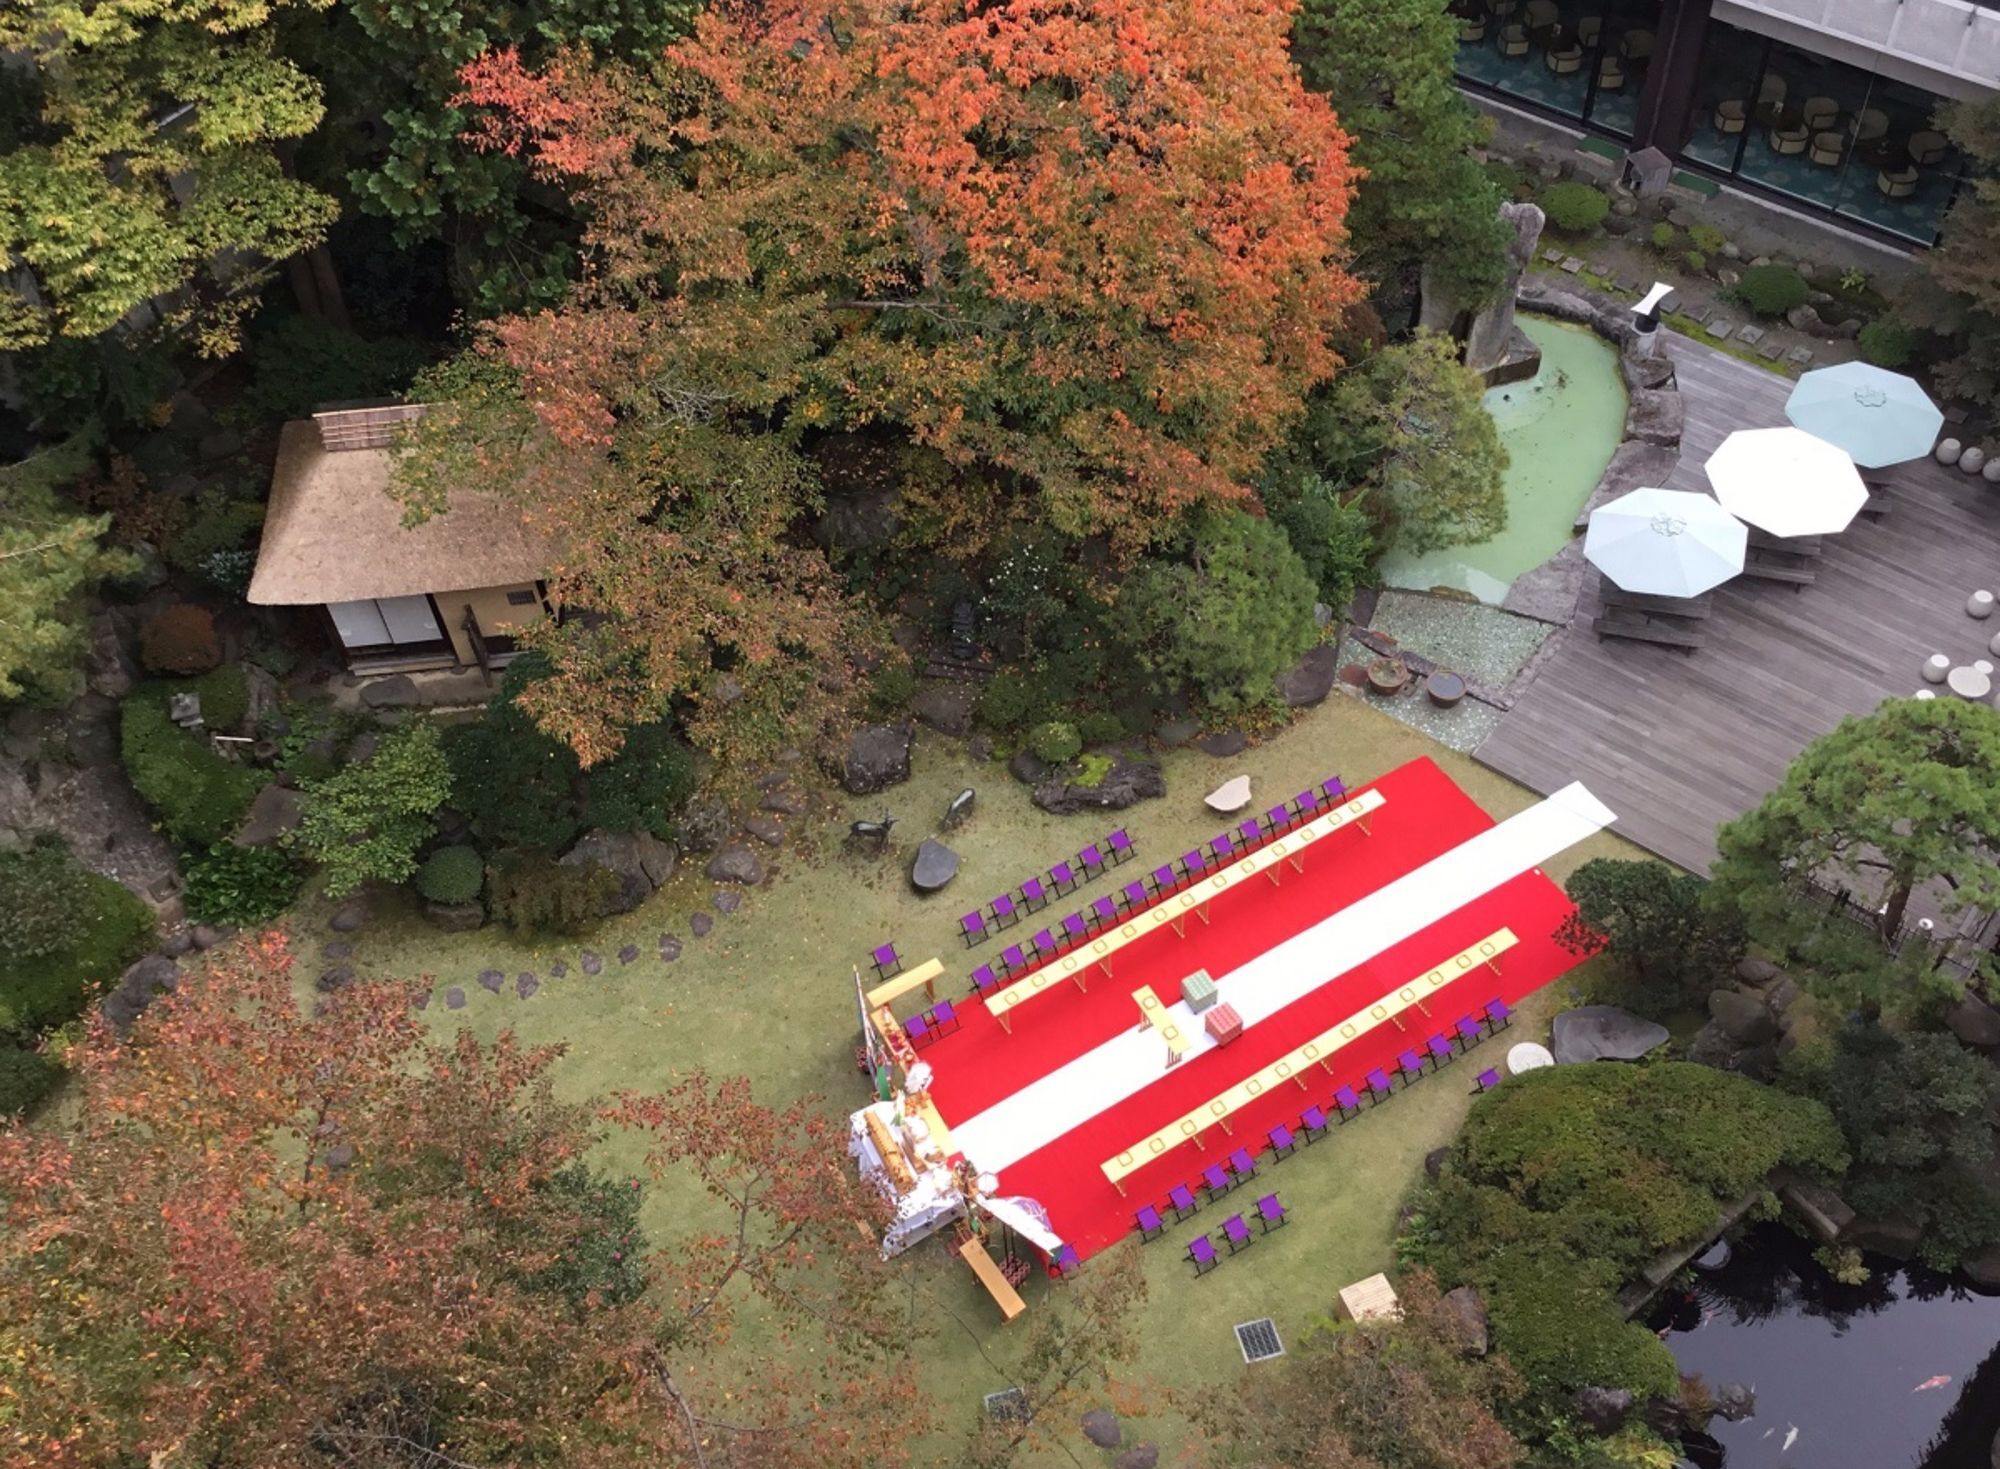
[915,757,1586,1261]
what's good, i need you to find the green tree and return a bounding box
[1292,0,1509,306]
[0,436,136,702]
[1560,858,1746,1018]
[290,721,453,894]
[444,657,585,850]
[1899,94,2000,407]
[1106,509,1318,713]
[1303,334,1508,554]
[1785,1023,2000,1267]
[1709,699,2000,1005]
[1261,472,1377,612]
[0,0,338,355]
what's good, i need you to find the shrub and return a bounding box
[1075,711,1127,746]
[1736,264,1809,318]
[1028,720,1082,764]
[445,657,584,850]
[1262,474,1376,611]
[120,697,268,845]
[487,852,615,936]
[1650,221,1678,252]
[1558,858,1746,1018]
[1858,319,1919,370]
[1688,223,1728,256]
[189,664,250,732]
[290,722,453,896]
[417,845,485,904]
[526,1162,649,1309]
[975,669,1047,734]
[1072,752,1115,788]
[241,315,431,423]
[180,843,303,927]
[163,490,263,575]
[1684,250,1707,274]
[581,723,695,841]
[1539,182,1608,234]
[0,1044,62,1117]
[0,838,100,963]
[0,860,154,1037]
[138,605,222,675]
[867,657,919,718]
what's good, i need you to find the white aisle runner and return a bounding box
[951,782,1614,1174]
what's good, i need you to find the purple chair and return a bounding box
[1135,1204,1164,1241]
[1017,879,1047,914]
[1321,776,1347,801]
[1091,896,1117,931]
[1485,997,1513,1031]
[1263,805,1290,837]
[959,910,987,947]
[1031,928,1057,957]
[1118,881,1148,913]
[1210,834,1235,862]
[932,999,960,1036]
[1150,863,1178,895]
[1365,1067,1394,1100]
[1238,819,1261,848]
[1456,1016,1484,1047]
[1428,1034,1456,1066]
[1051,1243,1080,1277]
[1107,828,1133,865]
[1255,1192,1288,1232]
[1079,842,1106,877]
[989,893,1018,930]
[1474,1067,1501,1093]
[1268,1123,1297,1158]
[1062,912,1088,946]
[1188,1235,1219,1275]
[1299,1104,1329,1141]
[1295,788,1323,819]
[1202,1162,1231,1198]
[1229,1146,1257,1180]
[970,963,999,996]
[905,1012,931,1048]
[1333,1085,1361,1118]
[1181,849,1209,878]
[871,943,901,980]
[1168,1183,1199,1220]
[1049,860,1078,896]
[1221,1214,1255,1253]
[999,943,1027,977]
[1399,1048,1426,1081]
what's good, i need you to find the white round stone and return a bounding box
[1985,458,2000,484]
[1962,446,1988,474]
[1937,437,1963,465]
[1948,665,1993,700]
[1923,653,1951,683]
[1970,590,1996,620]
[1914,689,1937,700]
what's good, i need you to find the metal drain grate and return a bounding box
[983,1388,1030,1423]
[1235,1318,1284,1363]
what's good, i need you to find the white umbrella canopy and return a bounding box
[1704,426,1868,538]
[1785,362,1944,469]
[1584,487,1747,599]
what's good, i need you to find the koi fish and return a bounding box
[1782,1426,1799,1453]
[1913,1375,1952,1393]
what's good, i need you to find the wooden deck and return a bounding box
[1477,331,2000,875]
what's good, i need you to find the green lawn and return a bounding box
[292,692,1634,1459]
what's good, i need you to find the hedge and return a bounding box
[120,696,269,846]
[417,845,485,904]
[0,860,154,1037]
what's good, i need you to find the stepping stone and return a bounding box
[445,986,466,1010]
[1784,345,1814,366]
[690,912,713,938]
[1560,256,1585,274]
[618,944,639,965]
[323,941,354,961]
[1542,247,1565,264]
[741,814,785,846]
[1735,324,1765,345]
[659,935,682,962]
[515,972,538,999]
[1708,321,1736,342]
[1614,273,1640,294]
[477,969,505,994]
[329,904,367,934]
[549,959,568,979]
[714,889,743,914]
[1552,1005,1669,1063]
[415,990,430,1010]
[1683,303,1712,325]
[911,839,960,893]
[316,966,354,993]
[1658,290,1681,314]
[761,789,802,814]
[581,951,603,976]
[1758,338,1785,361]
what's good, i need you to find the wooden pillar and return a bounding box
[1633,0,1714,159]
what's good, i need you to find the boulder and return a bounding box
[159,930,196,958]
[1775,1168,1855,1244]
[704,842,767,886]
[1621,353,1676,392]
[84,613,135,699]
[317,965,355,993]
[910,839,960,893]
[1735,955,1785,987]
[1080,1408,1122,1449]
[1009,749,1053,785]
[1707,988,1777,1044]
[1033,755,1166,816]
[1442,1285,1490,1356]
[1961,1243,2000,1291]
[1196,729,1248,758]
[741,814,785,846]
[1623,388,1685,449]
[1154,716,1200,747]
[1424,1146,1451,1180]
[329,903,368,934]
[840,724,913,795]
[1785,303,1824,333]
[1573,1386,1635,1435]
[911,681,977,737]
[1764,975,1801,1015]
[1712,1383,1756,1422]
[1947,995,2000,1052]
[358,674,420,709]
[560,829,678,914]
[232,783,304,848]
[1843,1213,1923,1260]
[190,923,231,950]
[675,793,732,854]
[1551,1004,1670,1063]
[103,953,179,1033]
[967,734,997,762]
[1112,1448,1159,1469]
[425,899,485,932]
[1276,644,1342,709]
[1688,1020,1777,1081]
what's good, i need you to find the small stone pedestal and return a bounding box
[1182,968,1219,1013]
[1204,1002,1243,1046]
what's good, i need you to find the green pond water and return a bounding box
[1379,314,1628,604]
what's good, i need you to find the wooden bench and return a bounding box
[1743,551,1816,588]
[1746,529,1823,556]
[1599,588,1713,619]
[958,1235,1026,1322]
[1593,611,1706,653]
[1860,482,1895,520]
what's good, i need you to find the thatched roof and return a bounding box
[248,419,550,606]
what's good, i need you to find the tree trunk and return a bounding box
[1880,874,1914,940]
[305,245,351,332]
[285,252,324,319]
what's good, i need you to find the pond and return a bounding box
[1378,314,1628,605]
[1649,1223,2000,1469]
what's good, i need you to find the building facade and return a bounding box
[1454,0,2000,245]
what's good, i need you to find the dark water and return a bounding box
[1648,1224,2000,1469]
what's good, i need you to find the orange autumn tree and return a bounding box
[402,0,1363,760]
[0,935,911,1469]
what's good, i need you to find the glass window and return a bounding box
[1731,41,1875,216]
[1682,22,1767,173]
[1829,73,1963,245]
[1581,0,1659,139]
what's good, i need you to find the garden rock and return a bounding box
[1573,1386,1634,1435]
[1947,995,2000,1052]
[329,903,367,933]
[1032,754,1165,815]
[1196,729,1248,758]
[1713,1383,1756,1422]
[1112,1448,1159,1469]
[1688,1020,1776,1081]
[581,951,603,976]
[160,930,196,958]
[1623,389,1684,449]
[910,839,960,893]
[1620,354,1675,392]
[1551,1005,1669,1063]
[911,681,977,736]
[561,829,678,914]
[323,940,354,961]
[359,675,420,709]
[618,944,639,965]
[760,786,803,814]
[1735,955,1785,987]
[742,814,785,846]
[839,723,913,794]
[1080,1409,1122,1449]
[1424,1146,1450,1180]
[1009,749,1053,785]
[705,842,766,886]
[317,966,355,993]
[659,935,681,960]
[425,899,484,932]
[676,794,732,853]
[232,783,303,848]
[1785,304,1823,334]
[714,889,742,913]
[549,959,568,978]
[478,969,505,994]
[1707,988,1777,1044]
[1442,1286,1489,1356]
[1843,1214,1923,1259]
[1154,716,1200,746]
[103,954,179,1032]
[190,923,231,950]
[968,734,996,762]
[445,986,465,1010]
[690,911,713,938]
[1963,1242,2000,1290]
[1276,644,1341,708]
